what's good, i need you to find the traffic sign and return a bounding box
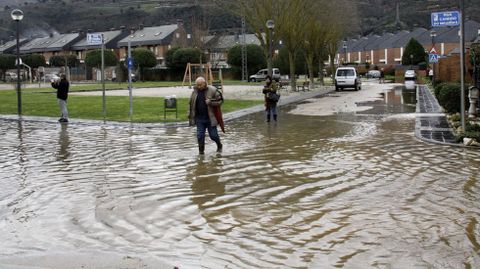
[87,33,103,45]
[429,47,438,54]
[127,57,134,69]
[429,54,439,63]
[431,11,460,27]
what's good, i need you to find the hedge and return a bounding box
[434,82,468,113]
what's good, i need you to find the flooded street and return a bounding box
[1,86,480,268]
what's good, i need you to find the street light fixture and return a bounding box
[266,20,274,77]
[11,9,23,115]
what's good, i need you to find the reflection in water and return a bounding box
[1,97,480,268]
[57,124,70,161]
[188,157,225,216]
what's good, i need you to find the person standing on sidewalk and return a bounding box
[188,77,224,155]
[262,75,279,122]
[51,74,69,123]
[379,68,385,84]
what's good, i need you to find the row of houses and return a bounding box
[1,19,479,76]
[337,20,480,67]
[0,21,260,70]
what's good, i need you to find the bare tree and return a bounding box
[275,0,311,89]
[213,0,281,76]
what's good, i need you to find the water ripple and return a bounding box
[1,110,480,268]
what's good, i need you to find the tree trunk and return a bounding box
[289,51,296,90]
[318,60,325,86]
[306,54,314,89]
[329,53,336,81]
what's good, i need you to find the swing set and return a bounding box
[182,63,224,91]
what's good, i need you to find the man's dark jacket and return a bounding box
[52,79,69,100]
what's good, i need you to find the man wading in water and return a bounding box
[188,77,224,155]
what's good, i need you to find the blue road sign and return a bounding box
[431,11,460,27]
[127,57,134,69]
[429,54,439,64]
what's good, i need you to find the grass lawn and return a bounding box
[5,80,261,93]
[0,90,262,123]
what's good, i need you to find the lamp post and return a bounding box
[342,40,347,66]
[430,30,437,86]
[11,9,23,115]
[266,20,274,77]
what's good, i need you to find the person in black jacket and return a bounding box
[51,74,70,123]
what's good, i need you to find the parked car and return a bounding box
[335,66,361,91]
[404,70,416,81]
[249,68,280,82]
[5,72,17,82]
[44,73,60,82]
[366,70,381,78]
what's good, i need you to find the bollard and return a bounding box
[468,86,479,118]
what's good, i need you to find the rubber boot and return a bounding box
[266,113,271,122]
[215,140,223,152]
[273,115,277,121]
[198,139,205,155]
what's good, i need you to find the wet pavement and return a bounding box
[1,84,480,269]
[415,85,456,144]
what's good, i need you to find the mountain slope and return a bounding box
[0,0,479,42]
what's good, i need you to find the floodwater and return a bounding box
[1,87,480,269]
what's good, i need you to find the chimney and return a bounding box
[177,19,183,26]
[139,24,144,30]
[49,33,54,38]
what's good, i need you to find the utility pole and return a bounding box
[241,16,248,82]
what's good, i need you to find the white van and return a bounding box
[249,68,281,82]
[335,67,361,91]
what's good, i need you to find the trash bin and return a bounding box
[164,95,177,119]
[165,95,177,109]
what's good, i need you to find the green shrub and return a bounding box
[435,82,468,113]
[434,83,444,97]
[448,113,461,122]
[455,122,480,143]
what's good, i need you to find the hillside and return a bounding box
[0,0,479,42]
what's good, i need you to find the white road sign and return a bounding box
[87,33,103,45]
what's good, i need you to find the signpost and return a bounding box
[431,9,465,132]
[87,33,106,119]
[431,11,460,27]
[127,40,133,119]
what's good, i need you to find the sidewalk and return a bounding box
[415,85,457,145]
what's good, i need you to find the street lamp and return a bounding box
[342,40,347,65]
[11,9,23,115]
[430,30,437,86]
[266,19,274,77]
